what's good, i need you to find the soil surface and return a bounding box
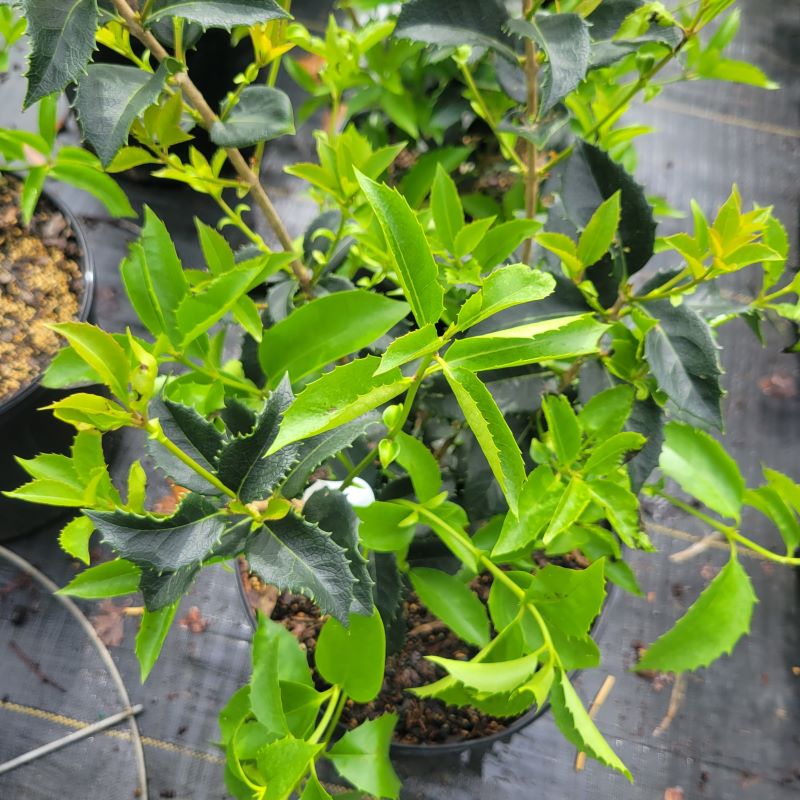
[240,565,524,746]
[0,174,83,402]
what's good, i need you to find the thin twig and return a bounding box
[652,673,686,738]
[521,0,539,264]
[9,641,67,693]
[669,532,723,563]
[575,675,616,771]
[110,0,311,292]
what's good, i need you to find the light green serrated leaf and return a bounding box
[259,291,409,386]
[136,602,178,682]
[636,555,756,672]
[442,364,525,515]
[659,422,744,521]
[427,652,540,694]
[266,357,412,455]
[551,669,631,780]
[58,558,141,599]
[431,163,463,252]
[577,190,621,266]
[146,0,289,29]
[543,394,582,467]
[327,714,400,800]
[59,516,94,564]
[357,171,444,327]
[375,324,443,376]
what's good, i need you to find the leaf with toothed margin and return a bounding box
[303,489,374,617]
[279,412,383,499]
[636,555,756,673]
[215,377,297,503]
[144,0,289,29]
[86,493,227,573]
[550,668,631,780]
[147,395,224,494]
[21,0,99,108]
[139,564,200,611]
[73,61,175,167]
[245,515,356,625]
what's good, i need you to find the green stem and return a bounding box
[215,196,270,251]
[729,531,800,566]
[145,419,236,499]
[458,61,527,173]
[310,686,342,744]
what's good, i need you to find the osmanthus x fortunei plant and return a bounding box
[3,0,800,796]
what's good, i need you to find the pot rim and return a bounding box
[234,558,617,754]
[0,178,95,417]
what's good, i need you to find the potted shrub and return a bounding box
[4,0,800,796]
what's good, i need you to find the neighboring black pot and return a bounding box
[0,187,95,542]
[235,557,616,757]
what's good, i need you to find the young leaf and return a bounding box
[327,714,401,800]
[427,652,540,694]
[355,502,417,553]
[431,164,464,251]
[259,291,410,386]
[442,364,525,515]
[215,379,296,503]
[577,190,621,267]
[58,559,141,599]
[51,322,130,403]
[301,774,333,800]
[578,384,634,441]
[587,478,649,549]
[644,301,723,431]
[394,432,441,503]
[246,515,356,625]
[636,555,756,672]
[210,86,294,148]
[472,221,542,271]
[542,477,591,545]
[145,0,290,28]
[659,422,745,521]
[543,394,582,467]
[175,261,268,347]
[250,615,289,735]
[744,486,800,555]
[59,516,94,564]
[22,0,98,107]
[445,315,607,372]
[136,602,178,682]
[266,358,412,455]
[45,394,134,431]
[550,669,631,780]
[375,325,443,376]
[357,172,444,326]
[456,265,556,331]
[409,567,489,647]
[315,609,385,703]
[255,737,323,799]
[583,431,645,475]
[74,62,172,167]
[85,494,227,574]
[121,208,189,346]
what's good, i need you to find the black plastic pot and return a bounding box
[0,187,95,542]
[235,558,616,757]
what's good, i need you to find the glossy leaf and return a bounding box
[542,477,591,546]
[136,602,178,681]
[637,555,756,672]
[375,324,442,375]
[431,164,463,251]
[427,652,540,694]
[210,86,294,148]
[659,422,744,521]
[22,0,98,107]
[543,394,582,466]
[74,62,172,167]
[59,515,94,564]
[86,494,226,574]
[551,669,631,780]
[58,558,141,599]
[577,190,621,267]
[246,515,356,624]
[578,384,634,441]
[355,501,417,553]
[645,302,724,430]
[259,290,409,385]
[394,432,441,502]
[266,358,412,454]
[255,736,323,799]
[357,172,444,326]
[315,610,385,703]
[442,365,525,515]
[146,0,289,28]
[456,265,556,331]
[410,567,489,647]
[250,615,289,734]
[327,714,400,800]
